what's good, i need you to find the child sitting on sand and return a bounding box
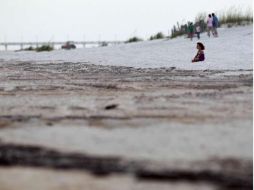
[192,42,205,63]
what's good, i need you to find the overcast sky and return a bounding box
[0,0,252,42]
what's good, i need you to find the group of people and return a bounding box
[207,13,219,37]
[188,13,219,41]
[191,13,219,63]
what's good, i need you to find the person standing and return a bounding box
[188,22,194,41]
[212,13,219,37]
[207,14,213,37]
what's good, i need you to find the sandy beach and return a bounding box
[0,24,252,190]
[0,0,253,186]
[0,59,252,190]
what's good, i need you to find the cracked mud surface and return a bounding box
[0,61,252,190]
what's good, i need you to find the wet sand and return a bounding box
[0,61,252,190]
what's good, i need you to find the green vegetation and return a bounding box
[36,45,54,52]
[219,6,253,26]
[149,32,165,40]
[24,46,35,51]
[22,44,54,52]
[170,7,253,39]
[125,36,143,43]
[170,22,187,39]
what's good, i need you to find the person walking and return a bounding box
[192,42,205,63]
[212,13,219,37]
[195,24,201,40]
[207,14,213,37]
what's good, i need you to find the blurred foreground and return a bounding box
[0,61,252,190]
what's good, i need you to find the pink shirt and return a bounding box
[207,17,213,27]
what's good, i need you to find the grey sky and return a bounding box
[0,0,252,42]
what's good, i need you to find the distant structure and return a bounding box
[0,41,124,51]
